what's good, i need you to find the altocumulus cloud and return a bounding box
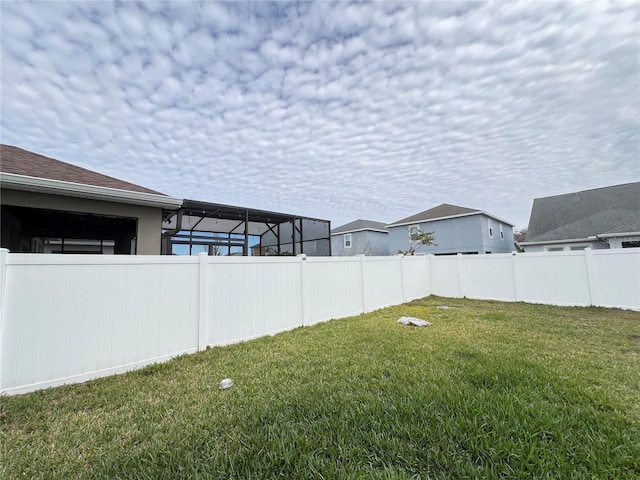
[1,1,638,228]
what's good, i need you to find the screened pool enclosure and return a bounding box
[161,200,331,256]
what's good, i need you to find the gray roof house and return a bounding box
[521,182,640,252]
[331,219,388,256]
[387,203,516,255]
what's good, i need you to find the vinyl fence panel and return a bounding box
[0,254,200,395]
[206,256,303,346]
[430,256,460,297]
[303,257,364,325]
[515,251,592,306]
[425,249,640,309]
[458,254,516,301]
[401,256,431,301]
[589,249,640,310]
[362,257,404,311]
[1,248,638,396]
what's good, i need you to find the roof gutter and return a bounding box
[0,172,183,209]
[331,228,388,236]
[521,236,598,246]
[596,232,640,239]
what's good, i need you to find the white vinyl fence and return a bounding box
[431,249,640,309]
[0,248,638,395]
[0,252,429,395]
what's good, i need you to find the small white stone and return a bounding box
[398,316,431,327]
[219,378,234,390]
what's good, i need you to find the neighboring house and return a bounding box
[521,182,640,252]
[1,145,332,256]
[331,219,388,256]
[1,145,183,254]
[387,203,515,255]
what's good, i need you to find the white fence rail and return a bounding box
[0,248,637,395]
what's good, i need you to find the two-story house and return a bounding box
[387,203,515,255]
[331,219,388,256]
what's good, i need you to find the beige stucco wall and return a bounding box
[1,188,163,254]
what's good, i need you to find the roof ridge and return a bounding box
[525,182,640,242]
[533,182,640,201]
[388,203,481,226]
[331,218,388,234]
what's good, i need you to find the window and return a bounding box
[43,238,116,254]
[546,244,590,252]
[488,220,493,238]
[500,224,504,240]
[344,233,352,249]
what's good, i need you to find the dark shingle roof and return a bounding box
[525,182,640,243]
[331,219,388,235]
[387,203,481,227]
[1,144,166,195]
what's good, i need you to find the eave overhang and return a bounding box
[386,211,515,229]
[520,236,598,246]
[330,228,388,236]
[0,172,183,209]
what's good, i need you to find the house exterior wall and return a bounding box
[388,214,515,255]
[606,235,640,248]
[331,230,388,256]
[478,216,516,253]
[1,188,163,254]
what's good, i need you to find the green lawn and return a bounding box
[2,297,639,479]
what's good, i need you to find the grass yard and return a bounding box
[1,297,639,479]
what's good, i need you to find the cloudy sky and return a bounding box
[1,1,638,229]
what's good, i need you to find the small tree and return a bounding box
[399,228,436,255]
[514,228,527,243]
